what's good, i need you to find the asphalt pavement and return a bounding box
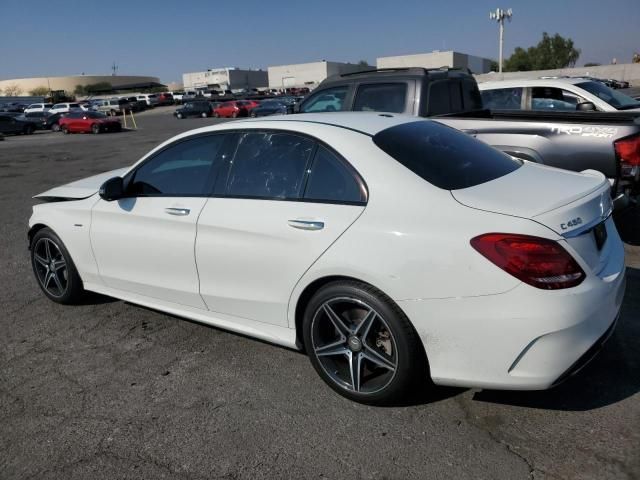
[0,107,639,479]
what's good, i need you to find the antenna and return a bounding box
[111,61,118,76]
[489,8,513,73]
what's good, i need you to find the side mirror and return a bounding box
[576,101,596,112]
[99,176,124,201]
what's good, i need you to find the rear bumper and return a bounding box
[398,240,626,390]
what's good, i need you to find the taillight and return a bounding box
[470,233,585,290]
[614,134,640,167]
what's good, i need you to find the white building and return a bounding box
[182,68,268,91]
[377,51,493,74]
[268,61,369,90]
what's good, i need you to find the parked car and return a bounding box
[479,78,640,113]
[156,92,175,106]
[44,112,66,131]
[29,112,625,404]
[0,102,28,113]
[58,111,122,134]
[17,111,51,129]
[92,99,131,116]
[173,101,214,118]
[0,113,37,135]
[121,96,146,112]
[214,101,247,118]
[298,68,640,207]
[249,99,291,117]
[137,94,159,107]
[49,103,84,115]
[24,103,53,114]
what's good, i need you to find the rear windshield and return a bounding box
[373,121,521,190]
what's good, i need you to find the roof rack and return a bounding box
[338,66,471,77]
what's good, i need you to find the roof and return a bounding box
[230,112,421,136]
[477,78,595,89]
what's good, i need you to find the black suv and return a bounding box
[297,67,483,117]
[174,101,214,119]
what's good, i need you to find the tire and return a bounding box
[201,112,207,118]
[51,123,61,132]
[62,125,69,134]
[250,111,257,118]
[30,227,84,304]
[214,112,220,118]
[110,110,117,116]
[91,123,100,134]
[24,125,34,135]
[231,111,239,118]
[302,280,426,405]
[176,113,183,119]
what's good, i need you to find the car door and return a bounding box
[90,133,230,308]
[196,130,368,326]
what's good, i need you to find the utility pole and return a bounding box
[489,8,513,73]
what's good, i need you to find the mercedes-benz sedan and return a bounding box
[28,113,625,404]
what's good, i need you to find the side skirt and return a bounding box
[84,282,300,350]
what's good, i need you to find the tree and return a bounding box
[74,84,87,96]
[29,86,50,96]
[633,53,640,64]
[357,60,370,67]
[584,62,601,67]
[3,83,23,96]
[489,60,499,72]
[504,32,580,72]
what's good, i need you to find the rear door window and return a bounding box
[299,86,348,113]
[426,81,465,116]
[353,83,407,113]
[226,132,314,199]
[480,87,523,110]
[373,121,521,190]
[531,87,584,111]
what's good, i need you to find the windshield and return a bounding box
[576,81,640,110]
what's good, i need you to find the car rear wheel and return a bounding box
[201,112,208,118]
[303,281,427,405]
[51,123,61,132]
[62,125,69,134]
[231,111,239,118]
[214,112,220,118]
[250,111,257,117]
[31,228,84,304]
[23,125,34,135]
[91,123,100,134]
[176,113,183,119]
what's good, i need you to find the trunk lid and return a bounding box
[452,162,614,274]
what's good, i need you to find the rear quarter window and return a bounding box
[373,121,521,190]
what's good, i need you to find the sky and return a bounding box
[1,0,638,85]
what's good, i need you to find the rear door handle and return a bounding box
[288,219,324,231]
[165,207,190,216]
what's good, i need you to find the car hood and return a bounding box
[33,167,128,200]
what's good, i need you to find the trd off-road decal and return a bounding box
[550,126,618,139]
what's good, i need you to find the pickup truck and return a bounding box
[297,68,640,208]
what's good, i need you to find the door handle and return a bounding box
[165,207,191,216]
[288,219,324,231]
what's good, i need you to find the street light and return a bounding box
[489,7,513,73]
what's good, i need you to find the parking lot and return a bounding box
[1,107,639,479]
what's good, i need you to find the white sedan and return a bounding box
[28,112,625,404]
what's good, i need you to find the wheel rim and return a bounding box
[92,124,99,133]
[311,297,398,394]
[33,238,68,298]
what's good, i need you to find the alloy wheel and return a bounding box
[33,238,68,298]
[310,297,398,394]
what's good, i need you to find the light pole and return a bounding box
[489,8,513,73]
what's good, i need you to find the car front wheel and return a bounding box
[303,281,427,405]
[31,228,84,304]
[91,123,100,134]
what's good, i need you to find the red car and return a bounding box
[59,111,122,134]
[213,101,245,118]
[213,100,260,118]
